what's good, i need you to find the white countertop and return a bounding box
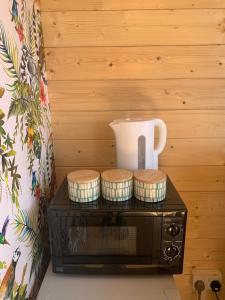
[37,263,181,300]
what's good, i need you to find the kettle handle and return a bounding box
[153,119,167,155]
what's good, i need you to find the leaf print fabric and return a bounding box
[0,0,55,298]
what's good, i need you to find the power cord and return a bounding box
[195,280,205,300]
[210,280,221,300]
[214,291,219,300]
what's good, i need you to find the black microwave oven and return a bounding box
[48,178,187,275]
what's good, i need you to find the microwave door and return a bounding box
[61,214,157,265]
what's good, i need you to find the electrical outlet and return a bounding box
[192,269,222,291]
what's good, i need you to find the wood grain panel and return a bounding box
[183,260,225,275]
[186,216,225,238]
[45,46,225,80]
[54,166,225,191]
[51,110,225,139]
[185,248,225,261]
[54,140,115,167]
[54,139,225,166]
[48,79,225,111]
[41,0,225,11]
[185,237,225,249]
[180,192,225,216]
[42,10,225,47]
[161,166,225,192]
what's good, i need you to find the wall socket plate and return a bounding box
[192,269,222,291]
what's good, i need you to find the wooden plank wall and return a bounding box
[40,1,225,299]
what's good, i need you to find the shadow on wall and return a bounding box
[102,83,159,112]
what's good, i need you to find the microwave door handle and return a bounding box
[120,211,163,217]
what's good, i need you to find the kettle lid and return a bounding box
[110,118,153,125]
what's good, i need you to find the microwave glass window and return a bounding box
[61,216,154,258]
[68,226,137,255]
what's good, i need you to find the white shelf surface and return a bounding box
[37,263,181,300]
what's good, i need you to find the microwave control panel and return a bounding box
[161,214,186,264]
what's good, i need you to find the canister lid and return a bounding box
[67,170,100,184]
[101,169,133,182]
[133,169,166,184]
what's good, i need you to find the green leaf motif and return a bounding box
[0,127,6,136]
[8,92,30,118]
[14,210,37,245]
[0,22,20,79]
[0,261,7,269]
[5,134,14,149]
[2,156,8,173]
[5,149,16,157]
[1,145,7,151]
[13,209,44,279]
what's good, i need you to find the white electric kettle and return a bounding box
[109,118,167,170]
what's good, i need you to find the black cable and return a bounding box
[214,291,220,300]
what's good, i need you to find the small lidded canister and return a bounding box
[67,170,100,202]
[101,169,133,202]
[134,169,167,203]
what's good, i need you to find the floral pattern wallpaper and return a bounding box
[0,0,55,299]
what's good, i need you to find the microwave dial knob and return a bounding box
[165,245,179,259]
[167,224,180,236]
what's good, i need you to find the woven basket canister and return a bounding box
[101,169,133,202]
[67,170,100,203]
[134,169,167,203]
